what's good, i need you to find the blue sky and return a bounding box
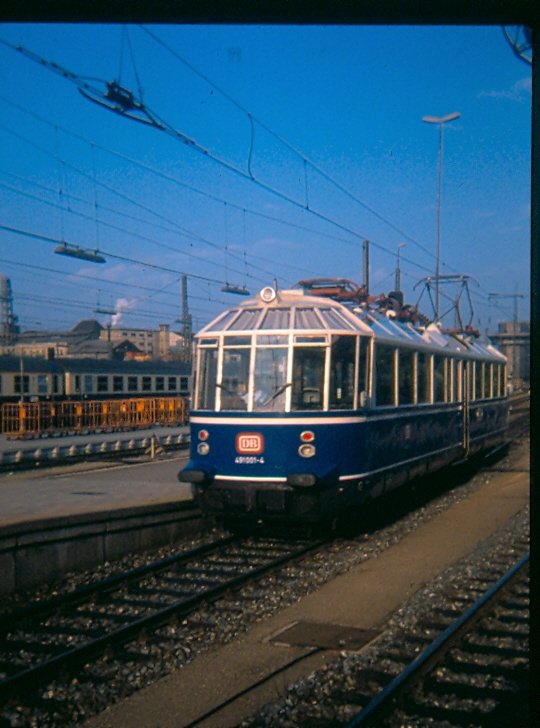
[0,24,531,335]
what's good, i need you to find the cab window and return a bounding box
[291,347,325,410]
[329,336,355,409]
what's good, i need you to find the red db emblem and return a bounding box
[236,433,264,454]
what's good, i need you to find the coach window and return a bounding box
[180,376,189,392]
[375,344,395,406]
[398,348,414,406]
[291,346,325,410]
[196,346,218,410]
[97,376,109,393]
[84,375,93,394]
[417,352,431,403]
[168,376,177,392]
[142,376,152,392]
[433,355,445,402]
[37,375,48,395]
[330,336,355,409]
[128,376,138,392]
[156,376,165,392]
[220,337,251,411]
[14,375,30,395]
[113,376,124,393]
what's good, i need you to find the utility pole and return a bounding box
[395,243,405,292]
[363,240,370,295]
[180,274,193,365]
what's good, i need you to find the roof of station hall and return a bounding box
[197,288,506,362]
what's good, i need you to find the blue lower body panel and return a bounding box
[181,401,508,525]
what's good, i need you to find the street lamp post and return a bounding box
[422,111,461,321]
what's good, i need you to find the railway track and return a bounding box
[0,534,325,710]
[242,524,529,728]
[346,552,529,727]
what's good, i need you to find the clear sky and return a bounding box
[0,24,531,336]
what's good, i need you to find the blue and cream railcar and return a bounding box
[179,284,508,526]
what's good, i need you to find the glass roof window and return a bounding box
[260,308,291,330]
[209,309,240,332]
[318,308,358,330]
[294,307,325,329]
[229,309,263,330]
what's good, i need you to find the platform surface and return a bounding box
[0,449,193,529]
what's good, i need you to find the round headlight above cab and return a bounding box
[260,286,277,303]
[197,442,210,455]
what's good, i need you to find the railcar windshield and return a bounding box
[194,335,372,411]
[253,341,289,411]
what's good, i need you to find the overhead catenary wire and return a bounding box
[0,35,524,331]
[0,122,276,283]
[140,25,444,262]
[0,95,364,259]
[0,38,439,277]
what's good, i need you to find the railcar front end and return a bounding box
[179,284,508,527]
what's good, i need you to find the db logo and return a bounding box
[236,432,264,454]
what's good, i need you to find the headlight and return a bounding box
[197,442,210,455]
[298,443,316,458]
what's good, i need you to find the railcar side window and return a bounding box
[417,352,431,403]
[330,336,355,409]
[128,376,138,392]
[97,376,109,393]
[168,377,177,392]
[433,355,445,402]
[142,376,152,392]
[357,339,369,404]
[398,349,414,405]
[447,358,455,402]
[253,347,288,411]
[494,364,501,397]
[84,375,93,393]
[291,347,325,410]
[197,348,218,409]
[375,344,395,406]
[155,376,165,392]
[37,375,48,394]
[474,361,485,400]
[113,376,124,392]
[220,349,250,410]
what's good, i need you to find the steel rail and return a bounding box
[0,533,235,633]
[346,551,529,727]
[0,537,326,702]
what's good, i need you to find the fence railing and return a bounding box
[1,398,188,438]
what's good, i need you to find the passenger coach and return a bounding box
[179,281,508,527]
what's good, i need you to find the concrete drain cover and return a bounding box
[271,621,379,650]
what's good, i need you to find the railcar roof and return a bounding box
[197,287,506,363]
[0,355,192,375]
